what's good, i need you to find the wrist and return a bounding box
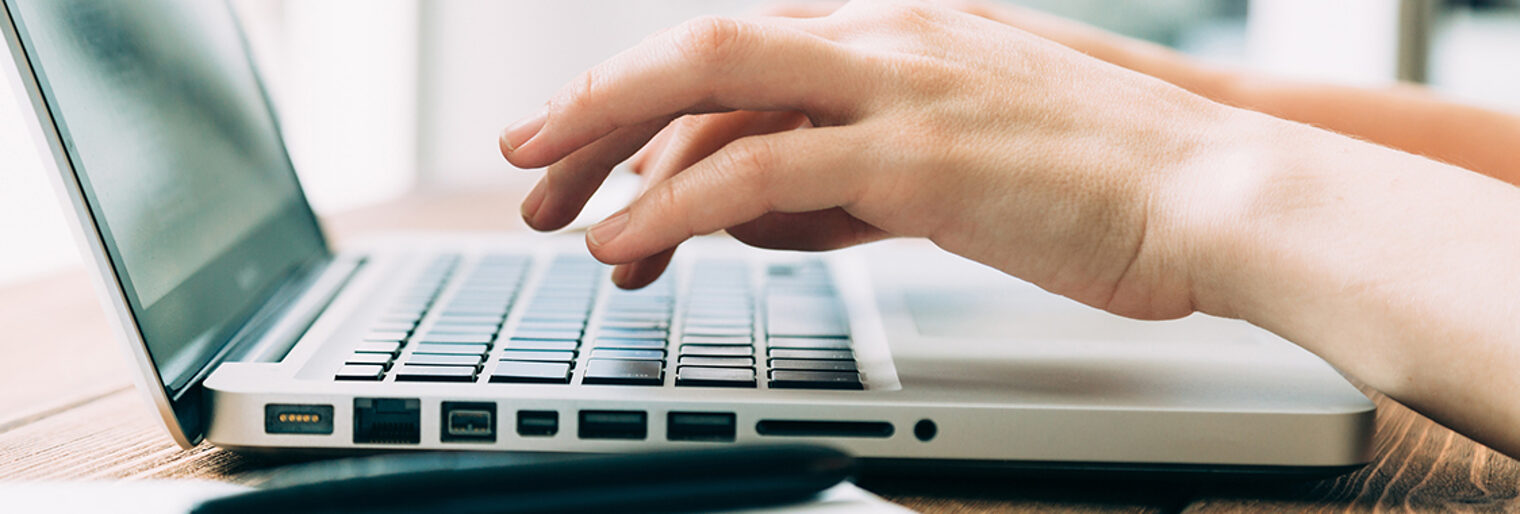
[1152,107,1311,321]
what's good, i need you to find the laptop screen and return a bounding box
[6,0,326,393]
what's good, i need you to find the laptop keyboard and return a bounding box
[336,254,866,390]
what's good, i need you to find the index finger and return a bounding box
[501,15,869,169]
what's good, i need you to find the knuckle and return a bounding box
[671,15,749,69]
[648,182,698,234]
[726,138,777,179]
[724,138,780,208]
[878,1,943,29]
[901,59,962,96]
[553,66,604,115]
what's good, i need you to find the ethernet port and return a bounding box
[442,401,496,442]
[353,398,420,444]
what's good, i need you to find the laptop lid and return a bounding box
[1,0,327,445]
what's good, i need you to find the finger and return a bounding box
[610,248,676,289]
[616,110,811,281]
[725,209,891,251]
[503,16,866,169]
[524,116,671,231]
[585,126,866,264]
[642,111,809,188]
[628,126,675,175]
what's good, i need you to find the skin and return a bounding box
[499,0,1520,459]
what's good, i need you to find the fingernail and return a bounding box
[520,180,548,226]
[587,212,630,248]
[500,107,548,154]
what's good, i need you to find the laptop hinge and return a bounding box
[226,254,365,365]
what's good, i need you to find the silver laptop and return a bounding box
[2,0,1374,475]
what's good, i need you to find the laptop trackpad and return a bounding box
[903,288,1257,344]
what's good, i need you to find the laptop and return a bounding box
[1,0,1375,475]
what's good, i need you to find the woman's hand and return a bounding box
[501,0,1241,321]
[500,0,1520,458]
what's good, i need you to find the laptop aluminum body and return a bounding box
[2,0,1374,474]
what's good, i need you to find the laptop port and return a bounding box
[441,402,496,442]
[667,412,736,442]
[264,404,334,435]
[578,410,647,440]
[755,420,894,438]
[517,410,559,437]
[353,398,420,444]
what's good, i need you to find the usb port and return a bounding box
[667,412,736,442]
[441,402,496,442]
[517,410,559,437]
[578,410,647,440]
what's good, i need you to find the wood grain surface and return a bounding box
[1,187,1516,512]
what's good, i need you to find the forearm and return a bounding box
[1038,14,1520,185]
[1208,74,1520,185]
[1188,110,1520,456]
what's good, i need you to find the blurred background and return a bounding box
[2,0,1517,286]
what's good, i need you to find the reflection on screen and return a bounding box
[10,0,325,389]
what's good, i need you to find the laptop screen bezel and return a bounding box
[0,0,331,447]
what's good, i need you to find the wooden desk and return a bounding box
[2,188,1517,512]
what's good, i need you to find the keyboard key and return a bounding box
[520,312,591,322]
[335,364,385,381]
[515,321,586,332]
[433,315,504,325]
[592,338,666,350]
[379,313,424,324]
[769,359,858,372]
[769,370,863,390]
[680,336,752,346]
[590,349,665,360]
[766,296,849,337]
[767,337,852,350]
[682,316,752,327]
[355,341,402,355]
[679,345,754,357]
[681,326,752,337]
[490,361,573,384]
[512,330,582,341]
[370,322,417,333]
[440,305,509,316]
[583,359,664,386]
[411,343,489,355]
[364,331,410,342]
[346,353,393,367]
[600,312,670,323]
[599,320,669,330]
[426,323,500,336]
[499,350,576,362]
[394,365,477,382]
[676,366,756,388]
[405,353,483,367]
[768,349,853,361]
[503,339,579,351]
[678,356,755,368]
[415,333,494,344]
[596,329,667,340]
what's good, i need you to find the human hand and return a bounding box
[500,0,1241,320]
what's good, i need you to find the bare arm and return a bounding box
[953,0,1520,184]
[1192,110,1520,457]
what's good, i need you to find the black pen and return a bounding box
[192,444,855,514]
